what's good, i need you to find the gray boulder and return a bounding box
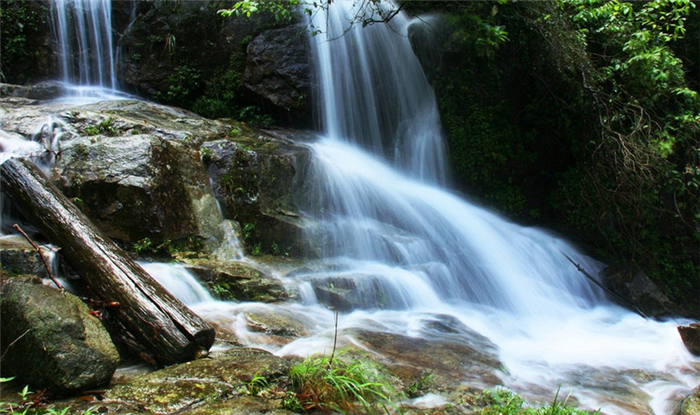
[0,277,120,394]
[242,25,312,112]
[49,100,229,248]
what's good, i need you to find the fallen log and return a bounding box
[0,157,215,366]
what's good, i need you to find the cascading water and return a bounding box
[254,2,699,414]
[49,0,129,100]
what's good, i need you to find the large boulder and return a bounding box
[44,100,229,248]
[0,277,120,394]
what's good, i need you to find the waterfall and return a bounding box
[303,2,607,317]
[50,0,122,98]
[311,2,449,184]
[285,3,700,414]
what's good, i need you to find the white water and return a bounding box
[49,0,134,102]
[51,0,116,91]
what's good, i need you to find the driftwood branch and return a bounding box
[12,223,62,290]
[0,157,215,365]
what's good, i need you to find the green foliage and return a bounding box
[133,237,175,256]
[479,387,599,415]
[191,68,242,119]
[449,2,510,59]
[209,281,234,300]
[218,1,300,23]
[288,349,400,414]
[428,0,699,310]
[0,1,48,83]
[237,106,275,126]
[557,0,700,308]
[134,237,155,254]
[246,372,270,395]
[405,372,435,398]
[155,65,202,108]
[82,117,116,136]
[0,377,93,415]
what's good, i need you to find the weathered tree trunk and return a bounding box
[0,157,215,366]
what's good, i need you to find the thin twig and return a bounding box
[329,310,339,366]
[0,329,31,361]
[12,224,62,290]
[562,252,647,319]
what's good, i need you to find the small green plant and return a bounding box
[405,372,435,398]
[210,281,233,300]
[282,391,304,412]
[288,349,400,414]
[479,387,599,415]
[134,237,155,253]
[83,117,116,136]
[246,372,269,395]
[200,147,213,162]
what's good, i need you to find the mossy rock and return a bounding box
[0,278,120,394]
[103,348,292,415]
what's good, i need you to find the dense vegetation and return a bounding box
[403,0,699,316]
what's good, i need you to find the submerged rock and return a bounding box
[348,314,503,392]
[0,278,120,394]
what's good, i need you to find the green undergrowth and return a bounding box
[287,349,401,414]
[478,387,599,415]
[0,378,96,415]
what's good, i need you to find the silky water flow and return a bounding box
[218,3,695,413]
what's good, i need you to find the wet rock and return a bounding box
[201,131,313,257]
[599,264,674,317]
[0,278,120,394]
[184,259,287,302]
[678,323,700,356]
[242,25,312,112]
[350,318,503,392]
[0,236,58,279]
[102,347,291,415]
[0,81,68,100]
[48,100,229,247]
